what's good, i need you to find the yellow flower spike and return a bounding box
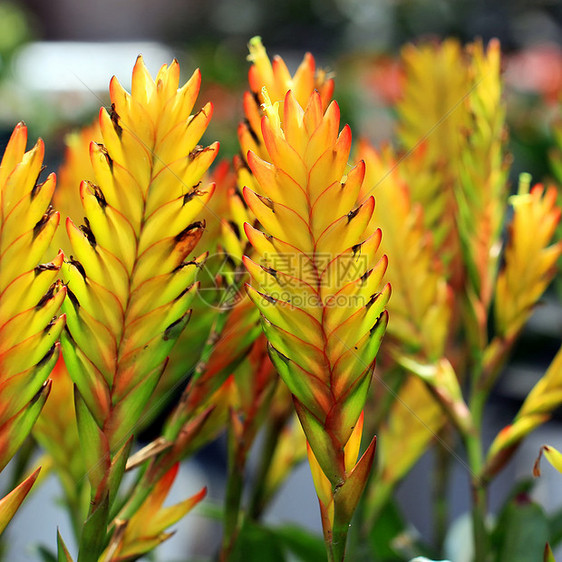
[244,88,388,560]
[358,140,452,361]
[456,39,509,348]
[246,36,333,116]
[484,346,562,480]
[397,39,470,165]
[60,56,217,558]
[395,39,471,285]
[0,122,66,531]
[495,182,562,340]
[239,37,335,208]
[226,43,341,461]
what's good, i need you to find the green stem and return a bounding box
[329,535,348,562]
[433,426,452,554]
[465,387,489,562]
[220,469,244,561]
[330,507,350,562]
[247,416,285,520]
[220,428,246,561]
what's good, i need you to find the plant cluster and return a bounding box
[0,36,561,562]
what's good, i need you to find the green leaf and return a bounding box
[490,479,534,552]
[108,362,164,449]
[495,500,549,562]
[74,388,109,493]
[229,521,285,562]
[272,524,325,561]
[548,506,562,549]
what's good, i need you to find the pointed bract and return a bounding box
[0,467,41,536]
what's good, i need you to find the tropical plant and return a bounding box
[0,34,560,562]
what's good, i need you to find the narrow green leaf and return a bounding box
[107,436,133,515]
[293,398,343,486]
[77,492,109,562]
[109,363,165,450]
[57,530,74,562]
[74,388,109,493]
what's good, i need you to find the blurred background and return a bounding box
[1,0,561,173]
[0,0,561,560]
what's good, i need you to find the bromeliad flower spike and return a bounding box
[0,122,66,532]
[61,56,216,560]
[243,89,390,561]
